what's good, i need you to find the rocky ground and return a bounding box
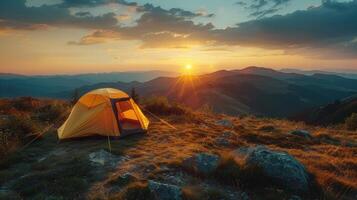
[0,112,356,200]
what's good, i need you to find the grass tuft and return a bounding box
[182,185,228,200]
[345,113,357,130]
[112,181,154,200]
[12,157,91,199]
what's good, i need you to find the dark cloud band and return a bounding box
[1,0,357,59]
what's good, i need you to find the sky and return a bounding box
[0,0,357,75]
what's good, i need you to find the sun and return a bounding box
[180,64,195,76]
[183,64,193,75]
[185,64,192,70]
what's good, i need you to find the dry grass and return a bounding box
[0,98,356,199]
[85,113,356,199]
[0,98,69,157]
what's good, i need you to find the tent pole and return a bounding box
[107,135,112,153]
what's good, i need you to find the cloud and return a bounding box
[72,10,216,48]
[0,0,212,32]
[137,3,215,18]
[68,30,120,45]
[0,0,119,30]
[217,0,357,58]
[59,0,138,7]
[235,1,248,6]
[2,0,357,59]
[70,0,357,59]
[236,0,292,18]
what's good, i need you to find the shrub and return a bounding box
[37,102,69,122]
[11,97,41,112]
[345,113,357,130]
[0,114,40,157]
[130,88,140,103]
[198,104,213,113]
[2,114,39,140]
[143,96,187,116]
[0,131,21,158]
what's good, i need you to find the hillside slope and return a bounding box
[0,99,356,200]
[295,96,357,125]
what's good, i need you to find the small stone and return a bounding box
[88,149,122,167]
[148,180,182,200]
[222,131,234,137]
[290,130,312,139]
[106,173,137,188]
[216,119,233,127]
[258,125,276,132]
[289,195,302,200]
[240,192,250,200]
[215,137,230,146]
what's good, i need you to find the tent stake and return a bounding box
[107,135,112,153]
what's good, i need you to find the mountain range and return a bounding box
[1,67,357,118]
[0,71,177,98]
[280,68,357,80]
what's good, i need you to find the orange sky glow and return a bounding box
[1,0,357,75]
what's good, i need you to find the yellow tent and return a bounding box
[58,88,149,139]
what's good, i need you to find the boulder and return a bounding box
[232,146,310,193]
[182,153,220,175]
[290,130,312,139]
[148,180,182,200]
[216,119,233,128]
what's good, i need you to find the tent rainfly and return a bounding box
[58,88,149,139]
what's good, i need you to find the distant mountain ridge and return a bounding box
[66,67,357,117]
[0,70,177,98]
[1,67,357,118]
[280,68,357,80]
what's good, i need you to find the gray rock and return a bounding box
[233,146,310,193]
[240,192,250,200]
[222,131,234,137]
[182,153,220,175]
[289,195,302,200]
[346,141,357,147]
[258,125,276,132]
[215,131,235,146]
[148,180,182,200]
[216,119,233,127]
[318,134,340,145]
[88,149,122,167]
[106,173,138,188]
[290,130,312,139]
[215,137,230,146]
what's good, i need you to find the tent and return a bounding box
[58,88,149,139]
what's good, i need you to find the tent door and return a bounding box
[111,98,142,136]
